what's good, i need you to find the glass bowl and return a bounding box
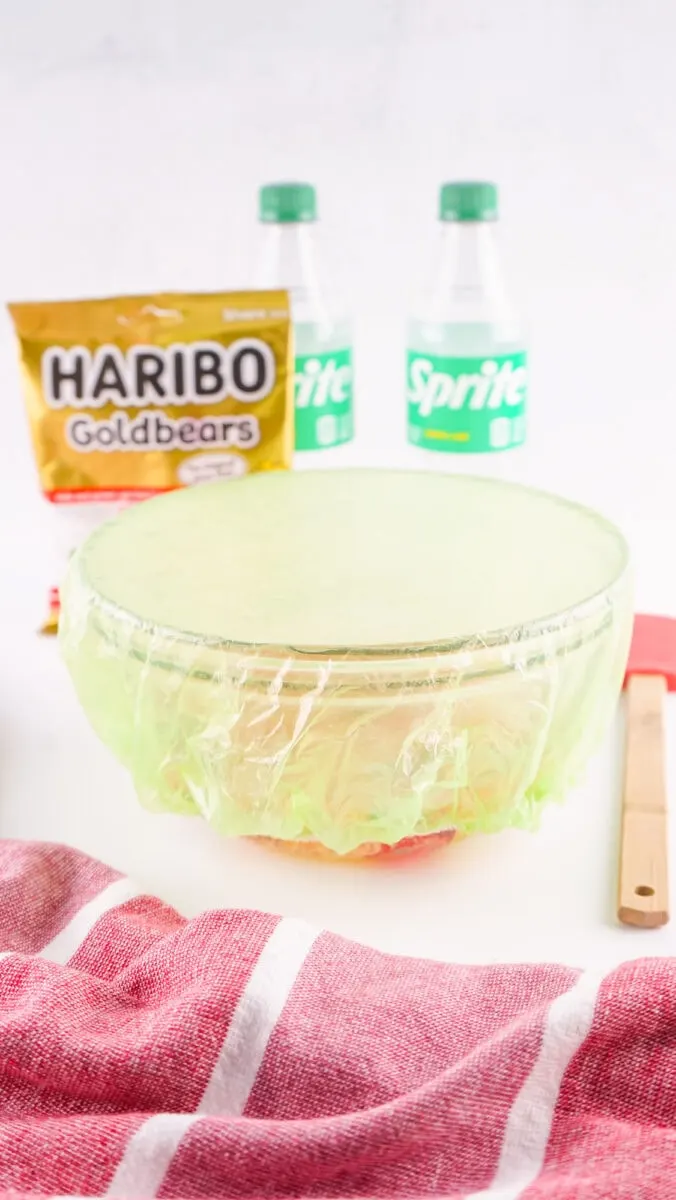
[60,470,632,858]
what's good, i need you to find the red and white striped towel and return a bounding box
[0,839,673,1199]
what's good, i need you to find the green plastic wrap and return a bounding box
[60,470,632,857]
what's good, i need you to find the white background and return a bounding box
[1,0,675,516]
[1,0,675,966]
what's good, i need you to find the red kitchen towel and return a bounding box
[0,840,674,1199]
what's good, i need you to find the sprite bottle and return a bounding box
[254,182,354,463]
[406,181,527,473]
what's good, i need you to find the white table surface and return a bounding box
[2,411,676,970]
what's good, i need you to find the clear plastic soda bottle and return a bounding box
[406,181,527,474]
[254,182,354,464]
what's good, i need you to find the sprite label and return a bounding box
[294,348,354,450]
[407,350,527,453]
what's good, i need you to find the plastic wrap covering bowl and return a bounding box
[60,470,632,859]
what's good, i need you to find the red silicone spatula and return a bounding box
[619,613,674,928]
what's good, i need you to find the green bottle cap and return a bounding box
[259,183,317,223]
[439,181,498,222]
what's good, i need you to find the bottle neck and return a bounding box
[254,221,344,341]
[255,222,321,308]
[424,220,510,323]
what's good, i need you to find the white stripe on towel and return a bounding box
[198,916,319,1115]
[106,1113,199,1199]
[0,876,139,966]
[469,968,604,1200]
[40,877,140,964]
[106,916,319,1198]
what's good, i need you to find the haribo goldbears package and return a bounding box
[9,290,294,631]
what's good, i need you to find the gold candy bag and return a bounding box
[9,290,293,632]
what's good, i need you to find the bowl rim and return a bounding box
[66,470,632,664]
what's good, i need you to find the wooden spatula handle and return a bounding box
[619,673,669,927]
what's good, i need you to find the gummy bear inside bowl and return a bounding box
[60,469,632,858]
